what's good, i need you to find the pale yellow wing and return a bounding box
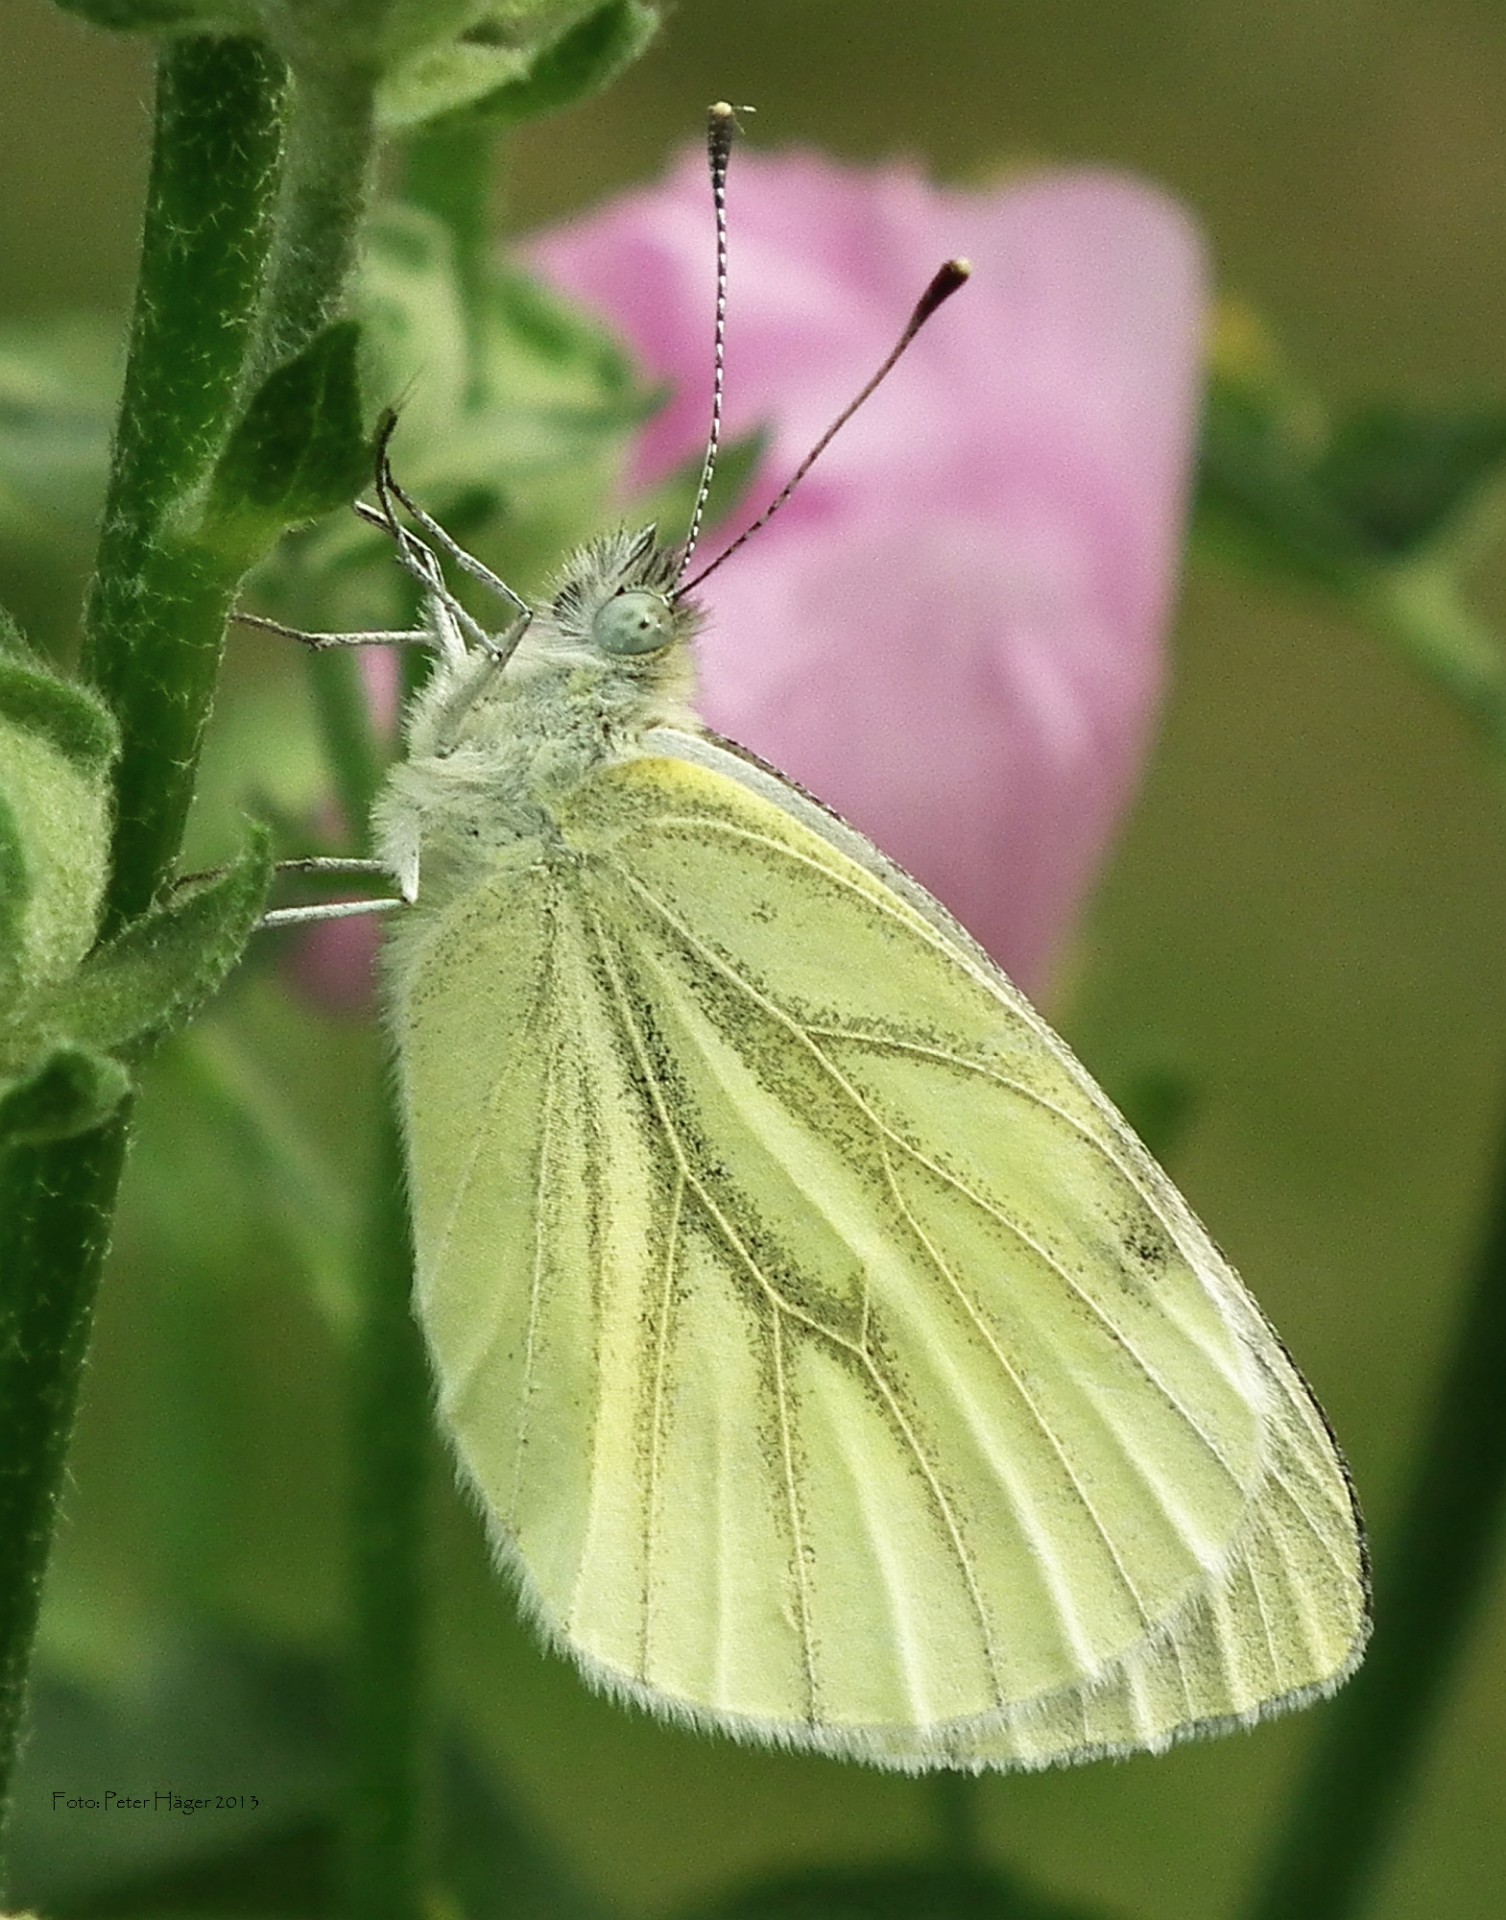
[392,753,1367,1769]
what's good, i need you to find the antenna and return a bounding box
[678,101,742,579]
[678,255,972,598]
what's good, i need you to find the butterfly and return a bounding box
[264,107,1368,1771]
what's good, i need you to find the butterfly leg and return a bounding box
[232,609,435,652]
[260,895,407,929]
[258,855,409,929]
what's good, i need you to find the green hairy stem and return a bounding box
[0,31,382,1887]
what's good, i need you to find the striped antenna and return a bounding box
[677,102,742,579]
[678,256,971,598]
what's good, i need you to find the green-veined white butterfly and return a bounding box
[264,107,1368,1772]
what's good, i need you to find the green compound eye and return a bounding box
[593,589,675,656]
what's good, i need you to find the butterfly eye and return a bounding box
[593,589,674,656]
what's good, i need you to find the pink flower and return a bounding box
[529,149,1206,995]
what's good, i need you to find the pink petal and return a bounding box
[697,502,1157,991]
[530,152,1207,993]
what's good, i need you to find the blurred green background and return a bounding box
[5,1,1506,1917]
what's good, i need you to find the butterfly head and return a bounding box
[594,588,676,656]
[547,525,700,663]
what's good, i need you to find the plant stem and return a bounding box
[343,1100,433,1920]
[0,25,383,1887]
[254,59,379,378]
[931,1774,981,1867]
[1242,1092,1506,1920]
[83,37,289,934]
[0,40,287,1876]
[0,1122,129,1869]
[1365,562,1506,768]
[297,550,432,1919]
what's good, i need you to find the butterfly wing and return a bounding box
[391,750,1367,1769]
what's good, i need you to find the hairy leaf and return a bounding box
[204,323,370,561]
[29,829,274,1062]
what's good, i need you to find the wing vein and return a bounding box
[1266,1454,1357,1577]
[807,1027,1250,1391]
[512,1005,560,1514]
[850,1295,1008,1711]
[1253,1488,1332,1677]
[639,1170,685,1679]
[879,1136,1149,1653]
[621,810,998,986]
[591,879,1022,1696]
[588,884,1017,1711]
[612,862,1247,1516]
[1240,1524,1284,1690]
[771,1308,820,1720]
[420,896,560,1475]
[575,897,821,1721]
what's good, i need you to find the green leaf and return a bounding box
[0,645,118,995]
[29,828,274,1062]
[459,0,659,130]
[47,0,214,31]
[1194,371,1367,593]
[0,1044,131,1147]
[380,1,660,131]
[1316,403,1506,559]
[358,206,472,436]
[1196,302,1506,590]
[487,258,638,391]
[0,791,25,998]
[243,205,654,633]
[203,322,370,562]
[0,644,120,777]
[356,204,639,437]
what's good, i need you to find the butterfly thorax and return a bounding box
[373,527,702,910]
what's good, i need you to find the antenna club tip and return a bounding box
[909,257,972,329]
[707,100,754,136]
